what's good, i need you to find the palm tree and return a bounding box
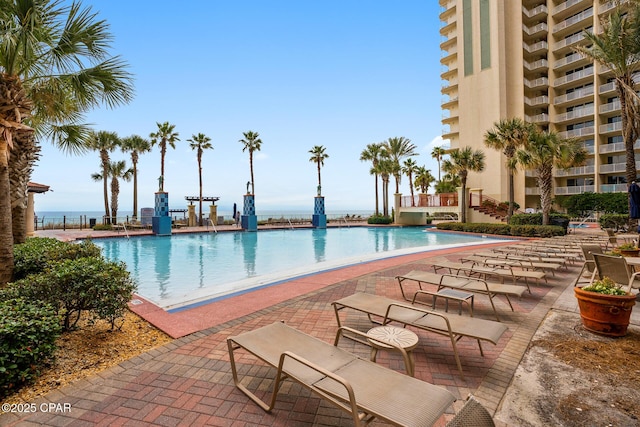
[373,155,394,217]
[574,4,640,212]
[442,147,486,223]
[92,160,133,224]
[435,173,461,194]
[87,131,119,223]
[309,145,329,196]
[120,135,151,220]
[414,166,436,195]
[431,146,447,182]
[382,137,418,194]
[239,131,262,194]
[0,0,133,282]
[150,122,180,192]
[402,158,420,206]
[188,133,213,226]
[483,118,535,221]
[517,130,588,225]
[360,143,384,215]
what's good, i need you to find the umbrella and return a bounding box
[629,181,640,219]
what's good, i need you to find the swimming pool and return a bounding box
[95,227,508,310]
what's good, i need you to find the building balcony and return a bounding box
[599,99,621,115]
[522,4,548,20]
[552,7,593,35]
[600,0,630,15]
[553,67,594,87]
[553,0,592,17]
[523,40,548,54]
[600,121,622,134]
[524,77,549,89]
[554,32,586,51]
[555,185,595,195]
[440,20,456,35]
[555,105,594,123]
[440,51,457,65]
[554,165,595,176]
[553,52,586,70]
[599,81,616,95]
[442,128,459,140]
[599,161,640,174]
[524,95,549,107]
[558,126,595,139]
[524,58,549,72]
[525,187,541,195]
[440,67,457,80]
[441,96,458,109]
[599,140,640,154]
[439,0,455,19]
[553,85,594,105]
[440,34,456,50]
[600,183,630,193]
[525,113,550,124]
[523,22,548,37]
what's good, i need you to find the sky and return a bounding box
[32,0,449,215]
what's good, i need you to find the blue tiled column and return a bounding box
[312,196,326,229]
[152,192,172,235]
[241,194,257,231]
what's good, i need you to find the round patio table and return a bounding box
[367,325,419,376]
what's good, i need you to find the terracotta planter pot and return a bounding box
[620,249,640,257]
[574,287,636,337]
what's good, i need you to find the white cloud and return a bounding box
[427,135,450,149]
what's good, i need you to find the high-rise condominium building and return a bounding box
[439,0,637,211]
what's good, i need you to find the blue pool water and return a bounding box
[94,228,507,310]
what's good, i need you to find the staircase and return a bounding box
[470,195,524,223]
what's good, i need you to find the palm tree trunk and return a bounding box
[538,167,553,226]
[409,173,415,206]
[101,151,110,223]
[9,131,40,244]
[249,151,255,194]
[198,156,203,226]
[111,177,119,222]
[317,163,321,192]
[508,171,515,220]
[160,143,166,191]
[0,141,13,284]
[374,173,379,216]
[132,155,138,220]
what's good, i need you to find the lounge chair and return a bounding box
[591,253,640,294]
[396,270,526,322]
[574,244,602,286]
[332,293,508,378]
[431,260,546,292]
[227,321,456,426]
[461,255,561,276]
[446,395,496,427]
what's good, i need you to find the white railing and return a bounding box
[554,52,584,69]
[599,121,622,134]
[524,58,548,71]
[523,22,548,36]
[554,85,594,104]
[554,67,594,87]
[554,32,585,50]
[558,126,594,139]
[555,185,595,195]
[524,95,549,106]
[553,7,593,34]
[524,77,549,88]
[523,40,548,53]
[553,0,590,15]
[599,100,621,114]
[599,140,640,153]
[599,161,640,174]
[554,165,595,176]
[555,105,594,122]
[522,4,548,19]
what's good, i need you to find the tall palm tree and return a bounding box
[574,4,640,213]
[382,136,418,194]
[92,160,132,224]
[402,158,420,206]
[239,131,262,195]
[517,130,588,225]
[483,118,535,221]
[442,147,486,223]
[87,131,119,223]
[120,135,151,220]
[150,122,180,192]
[435,173,461,194]
[0,0,133,282]
[414,166,436,195]
[309,145,329,195]
[360,143,384,215]
[431,146,447,182]
[188,133,213,226]
[373,155,394,217]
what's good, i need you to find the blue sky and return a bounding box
[33,1,448,215]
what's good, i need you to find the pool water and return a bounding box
[95,227,506,310]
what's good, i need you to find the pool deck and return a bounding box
[2,226,638,426]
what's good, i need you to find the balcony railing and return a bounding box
[599,161,640,174]
[554,0,590,15]
[558,126,594,138]
[554,67,594,87]
[599,81,616,94]
[523,40,548,53]
[525,187,541,195]
[553,52,584,69]
[525,113,550,123]
[555,105,594,122]
[524,58,548,71]
[554,32,585,50]
[522,4,548,19]
[553,85,594,104]
[599,99,621,114]
[523,22,548,36]
[524,95,549,106]
[400,193,458,208]
[524,77,549,89]
[600,121,622,134]
[599,140,640,153]
[555,185,595,195]
[554,165,595,176]
[553,7,593,34]
[600,183,629,192]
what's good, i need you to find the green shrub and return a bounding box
[481,199,497,208]
[435,222,564,237]
[92,224,113,231]
[599,214,628,231]
[367,215,393,224]
[4,257,137,331]
[0,298,61,397]
[13,238,102,280]
[510,225,564,237]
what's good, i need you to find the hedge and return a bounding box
[435,222,565,237]
[367,215,393,224]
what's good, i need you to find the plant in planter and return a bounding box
[615,242,640,257]
[575,277,636,337]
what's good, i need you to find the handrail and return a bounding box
[209,218,218,233]
[120,223,130,239]
[287,219,294,230]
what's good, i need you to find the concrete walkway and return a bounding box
[1,230,637,426]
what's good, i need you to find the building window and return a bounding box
[608,136,623,144]
[463,0,473,76]
[480,0,490,70]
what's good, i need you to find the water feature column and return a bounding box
[152,191,172,235]
[312,196,326,228]
[209,204,218,225]
[241,194,257,231]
